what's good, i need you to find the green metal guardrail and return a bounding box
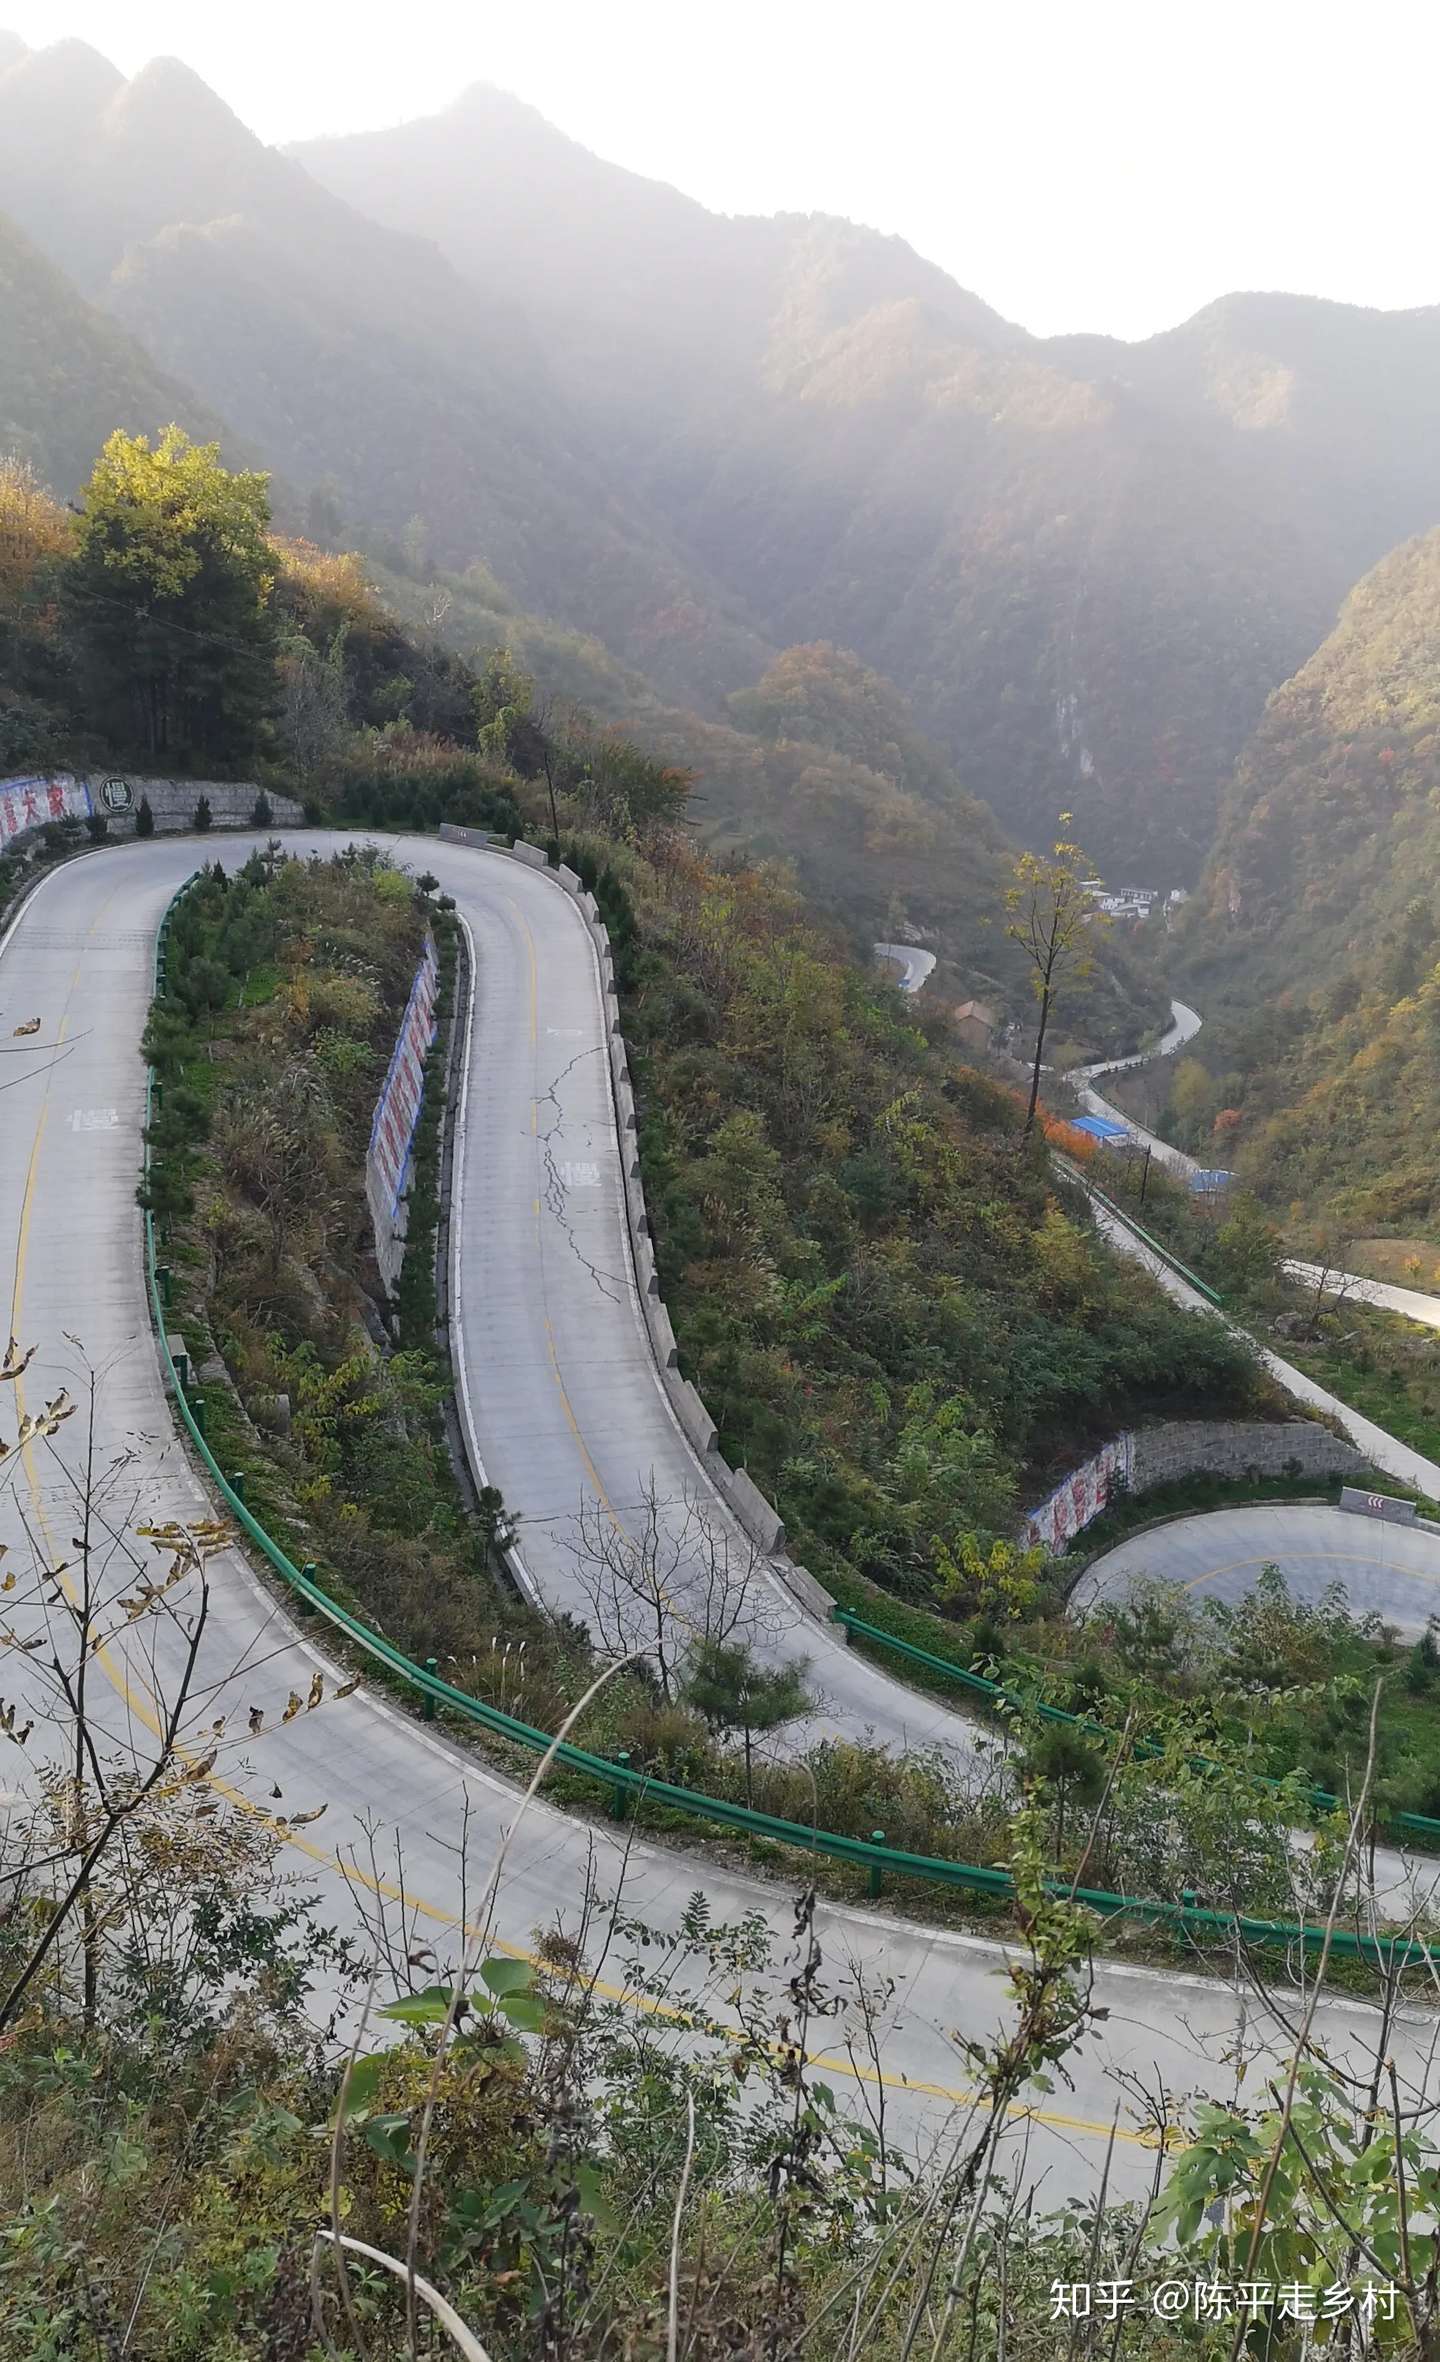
[138,868,1437,1973]
[1055,1155,1226,1309]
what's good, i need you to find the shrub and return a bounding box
[136,793,155,838]
[194,794,214,833]
[83,812,108,843]
[250,790,273,828]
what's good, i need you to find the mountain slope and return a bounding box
[1184,528,1440,1225]
[363,541,1164,1049]
[293,85,1025,440]
[0,36,1095,1027]
[14,40,1440,886]
[0,204,228,491]
[0,38,770,712]
[294,90,1440,876]
[1055,291,1440,589]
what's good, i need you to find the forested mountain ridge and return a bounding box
[0,37,770,716]
[364,553,1167,1047]
[0,206,230,495]
[10,30,1440,901]
[294,87,1440,875]
[0,85,1085,1032]
[1179,528,1440,1225]
[1055,291,1440,587]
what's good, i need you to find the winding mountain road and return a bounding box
[1284,1260,1440,1332]
[3,838,1437,2204]
[1072,1000,1205,1176]
[873,941,937,995]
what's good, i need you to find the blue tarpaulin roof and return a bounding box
[1188,1168,1235,1192]
[1072,1115,1130,1144]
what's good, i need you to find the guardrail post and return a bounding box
[156,1265,173,1310]
[191,1397,206,1438]
[610,1750,632,1820]
[422,1657,438,1719]
[296,1564,317,1616]
[229,1471,245,1504]
[869,1833,886,1898]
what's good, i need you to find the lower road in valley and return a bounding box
[873,940,937,994]
[1079,1501,1440,1635]
[2,839,1436,2202]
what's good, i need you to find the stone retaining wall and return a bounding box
[365,931,440,1295]
[1131,1418,1367,1491]
[0,771,303,845]
[1026,1417,1371,1552]
[102,778,305,833]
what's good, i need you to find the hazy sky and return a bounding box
[7,0,1438,339]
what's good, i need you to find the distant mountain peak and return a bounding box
[0,33,122,105]
[445,79,545,123]
[107,53,256,147]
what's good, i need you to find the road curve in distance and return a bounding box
[873,941,936,995]
[1089,1197,1440,1500]
[1284,1260,1440,1335]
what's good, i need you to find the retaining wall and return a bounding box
[1131,1418,1368,1489]
[443,827,1382,1604]
[101,778,305,832]
[0,770,303,845]
[365,930,440,1294]
[1025,1417,1371,1552]
[440,825,835,1627]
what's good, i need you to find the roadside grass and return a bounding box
[1346,1236,1440,1287]
[1283,1304,1440,1470]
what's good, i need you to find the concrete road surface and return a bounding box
[1073,999,1203,1083]
[453,851,971,1757]
[1070,1001,1205,1178]
[1089,1199,1440,1501]
[1079,1502,1440,1635]
[874,941,936,995]
[3,837,1438,2207]
[1285,1260,1440,1334]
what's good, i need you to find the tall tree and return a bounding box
[63,427,277,766]
[1006,820,1104,1142]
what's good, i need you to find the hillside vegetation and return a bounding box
[1178,528,1440,1230]
[0,37,766,716]
[618,839,1259,1601]
[0,428,1164,1047]
[0,206,228,495]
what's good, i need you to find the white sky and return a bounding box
[7,0,1438,340]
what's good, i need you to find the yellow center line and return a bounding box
[0,880,1151,2155]
[1177,1548,1440,1595]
